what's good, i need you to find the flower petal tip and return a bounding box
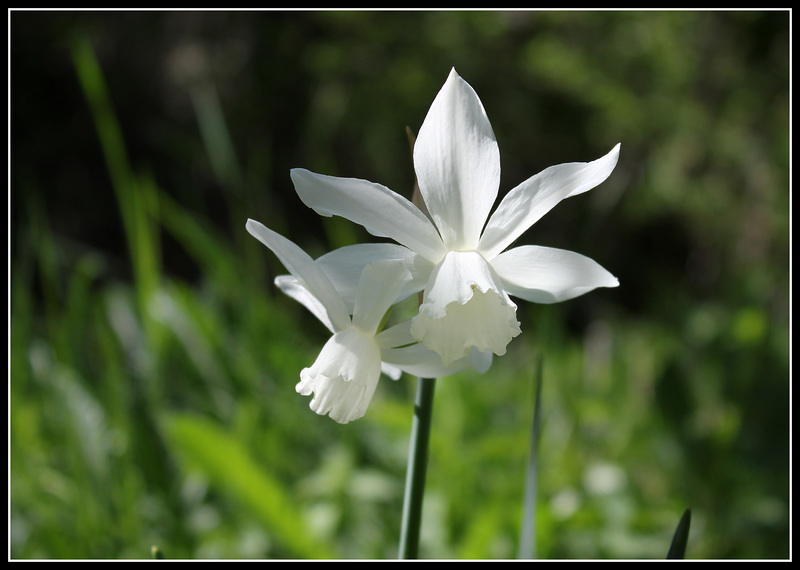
[244,218,259,232]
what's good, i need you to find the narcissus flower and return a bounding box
[290,68,620,365]
[245,219,479,423]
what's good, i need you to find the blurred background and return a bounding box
[10,10,789,560]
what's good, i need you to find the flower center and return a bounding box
[410,250,521,365]
[296,327,383,423]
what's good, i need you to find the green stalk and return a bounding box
[666,508,692,559]
[398,376,437,559]
[518,354,544,559]
[71,35,162,355]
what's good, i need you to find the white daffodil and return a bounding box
[290,68,620,365]
[245,219,479,423]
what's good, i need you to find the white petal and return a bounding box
[352,259,412,335]
[274,275,336,333]
[381,343,494,378]
[478,144,621,259]
[414,68,501,251]
[246,219,351,332]
[492,245,619,304]
[296,328,383,424]
[377,319,496,375]
[375,319,416,350]
[466,347,494,374]
[375,321,416,380]
[316,243,434,311]
[410,250,521,365]
[381,362,403,381]
[290,169,446,263]
[380,344,462,379]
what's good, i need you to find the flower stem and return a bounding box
[398,376,436,559]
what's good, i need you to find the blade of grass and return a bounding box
[156,190,240,288]
[164,412,336,559]
[190,83,244,195]
[71,35,162,355]
[666,507,692,559]
[518,354,544,559]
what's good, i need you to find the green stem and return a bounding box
[398,376,437,559]
[518,354,544,559]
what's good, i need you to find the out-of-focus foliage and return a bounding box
[10,10,789,559]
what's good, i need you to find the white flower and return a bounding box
[290,68,620,365]
[245,219,479,423]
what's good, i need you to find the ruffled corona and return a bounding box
[411,250,521,364]
[296,327,383,424]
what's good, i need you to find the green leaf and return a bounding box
[518,354,544,560]
[666,508,692,559]
[163,413,335,559]
[72,35,162,352]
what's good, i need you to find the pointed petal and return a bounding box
[352,259,411,335]
[478,144,621,259]
[381,362,403,381]
[290,168,446,262]
[414,68,500,250]
[274,275,336,333]
[492,245,619,304]
[246,219,351,332]
[316,243,434,311]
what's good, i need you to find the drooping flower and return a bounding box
[289,68,620,365]
[245,219,480,423]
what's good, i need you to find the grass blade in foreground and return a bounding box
[666,508,692,559]
[164,413,335,559]
[518,355,544,559]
